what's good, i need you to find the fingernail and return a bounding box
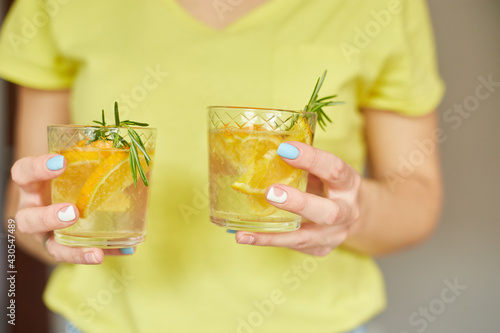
[226,229,237,234]
[277,143,299,159]
[237,234,255,245]
[120,247,135,255]
[84,252,98,264]
[266,187,288,204]
[47,155,64,171]
[58,206,76,222]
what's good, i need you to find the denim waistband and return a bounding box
[347,325,368,333]
[66,322,368,333]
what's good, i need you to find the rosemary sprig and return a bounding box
[303,70,344,131]
[88,102,151,187]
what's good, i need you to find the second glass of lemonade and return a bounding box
[48,125,156,248]
[208,106,317,232]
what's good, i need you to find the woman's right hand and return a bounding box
[11,154,131,265]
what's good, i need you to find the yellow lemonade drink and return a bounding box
[208,107,316,232]
[48,125,156,248]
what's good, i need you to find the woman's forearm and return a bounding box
[343,176,443,256]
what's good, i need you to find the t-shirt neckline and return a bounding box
[162,0,288,34]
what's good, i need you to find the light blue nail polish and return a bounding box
[120,247,135,255]
[277,143,299,159]
[47,155,64,171]
[226,229,237,234]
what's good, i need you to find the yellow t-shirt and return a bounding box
[0,0,444,332]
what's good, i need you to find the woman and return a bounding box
[0,0,444,332]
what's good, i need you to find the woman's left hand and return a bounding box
[233,142,361,256]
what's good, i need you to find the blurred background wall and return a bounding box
[368,1,500,332]
[1,1,10,332]
[1,3,52,333]
[0,1,499,333]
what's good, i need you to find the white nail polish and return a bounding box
[266,187,288,204]
[58,206,76,222]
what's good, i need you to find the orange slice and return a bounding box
[75,150,153,218]
[231,149,301,195]
[75,151,133,218]
[229,115,313,216]
[247,194,278,217]
[231,115,312,195]
[291,116,313,145]
[51,140,114,203]
[76,139,115,149]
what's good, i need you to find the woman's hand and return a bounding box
[233,142,361,256]
[11,154,133,265]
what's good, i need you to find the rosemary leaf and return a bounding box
[114,102,120,126]
[89,102,151,187]
[129,144,138,186]
[112,129,121,148]
[316,95,338,103]
[122,120,150,127]
[101,109,106,126]
[302,70,344,131]
[126,126,151,165]
[135,155,149,186]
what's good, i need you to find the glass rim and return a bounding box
[208,105,317,117]
[47,124,157,131]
